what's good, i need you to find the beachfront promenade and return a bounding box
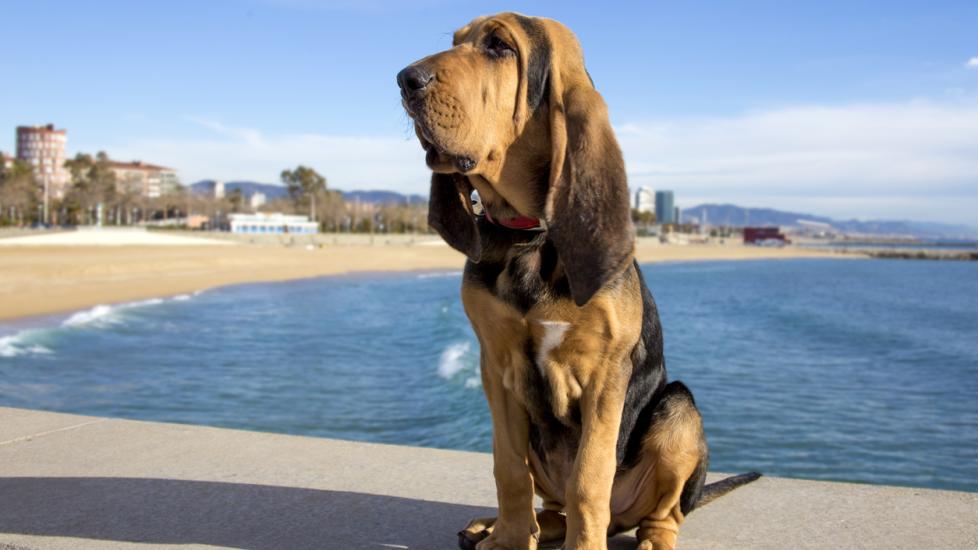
[1,407,975,549]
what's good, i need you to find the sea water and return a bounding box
[1,259,975,492]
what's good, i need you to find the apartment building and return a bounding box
[106,160,180,198]
[16,124,69,200]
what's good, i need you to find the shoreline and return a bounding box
[0,237,853,322]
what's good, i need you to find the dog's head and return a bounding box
[398,13,633,306]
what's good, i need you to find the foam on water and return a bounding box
[438,341,473,379]
[130,298,167,309]
[62,305,117,327]
[0,333,52,358]
[0,294,198,357]
[61,298,167,329]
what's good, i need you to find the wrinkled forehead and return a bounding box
[452,13,534,47]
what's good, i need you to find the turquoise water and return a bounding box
[1,259,976,492]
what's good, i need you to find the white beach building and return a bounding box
[229,213,318,235]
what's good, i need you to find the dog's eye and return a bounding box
[485,35,515,57]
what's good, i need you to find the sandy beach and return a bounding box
[0,230,847,321]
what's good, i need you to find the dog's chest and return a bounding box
[463,250,586,428]
[496,252,588,425]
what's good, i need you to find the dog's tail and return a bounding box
[692,471,762,510]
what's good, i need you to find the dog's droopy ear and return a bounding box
[428,172,482,262]
[545,78,635,307]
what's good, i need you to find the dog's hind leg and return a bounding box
[615,381,707,550]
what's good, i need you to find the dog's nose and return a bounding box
[397,66,433,95]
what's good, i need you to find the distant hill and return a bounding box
[189,180,289,200]
[682,204,978,239]
[681,204,830,228]
[189,181,424,205]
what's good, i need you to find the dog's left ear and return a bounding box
[543,33,634,306]
[428,172,482,262]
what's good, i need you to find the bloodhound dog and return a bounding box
[398,13,759,550]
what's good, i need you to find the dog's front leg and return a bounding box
[563,379,626,550]
[479,366,539,550]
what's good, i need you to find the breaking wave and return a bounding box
[0,294,199,358]
[61,298,165,328]
[0,333,52,358]
[437,341,474,380]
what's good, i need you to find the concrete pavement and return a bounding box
[1,407,976,549]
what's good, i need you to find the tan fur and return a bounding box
[403,13,706,550]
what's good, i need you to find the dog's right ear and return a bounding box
[428,172,482,262]
[540,22,634,307]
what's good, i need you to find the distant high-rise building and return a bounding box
[106,160,181,198]
[655,190,675,225]
[16,124,69,220]
[250,191,267,209]
[1,151,15,171]
[634,186,655,213]
[214,180,225,199]
[675,206,681,224]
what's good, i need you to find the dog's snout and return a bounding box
[397,65,433,96]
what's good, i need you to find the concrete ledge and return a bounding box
[1,407,975,549]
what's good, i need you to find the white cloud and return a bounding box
[107,119,431,193]
[967,57,978,69]
[106,98,978,225]
[616,98,978,225]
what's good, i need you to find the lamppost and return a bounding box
[42,179,50,225]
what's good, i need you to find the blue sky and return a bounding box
[3,1,977,224]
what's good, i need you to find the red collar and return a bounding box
[483,208,546,231]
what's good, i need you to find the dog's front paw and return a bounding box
[636,538,674,550]
[458,516,494,550]
[473,524,538,550]
[475,537,537,550]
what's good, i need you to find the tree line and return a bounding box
[1,152,187,226]
[0,160,36,225]
[1,157,430,234]
[274,165,429,233]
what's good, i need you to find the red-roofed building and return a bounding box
[106,160,181,198]
[743,227,790,245]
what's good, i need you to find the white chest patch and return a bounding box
[535,320,571,374]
